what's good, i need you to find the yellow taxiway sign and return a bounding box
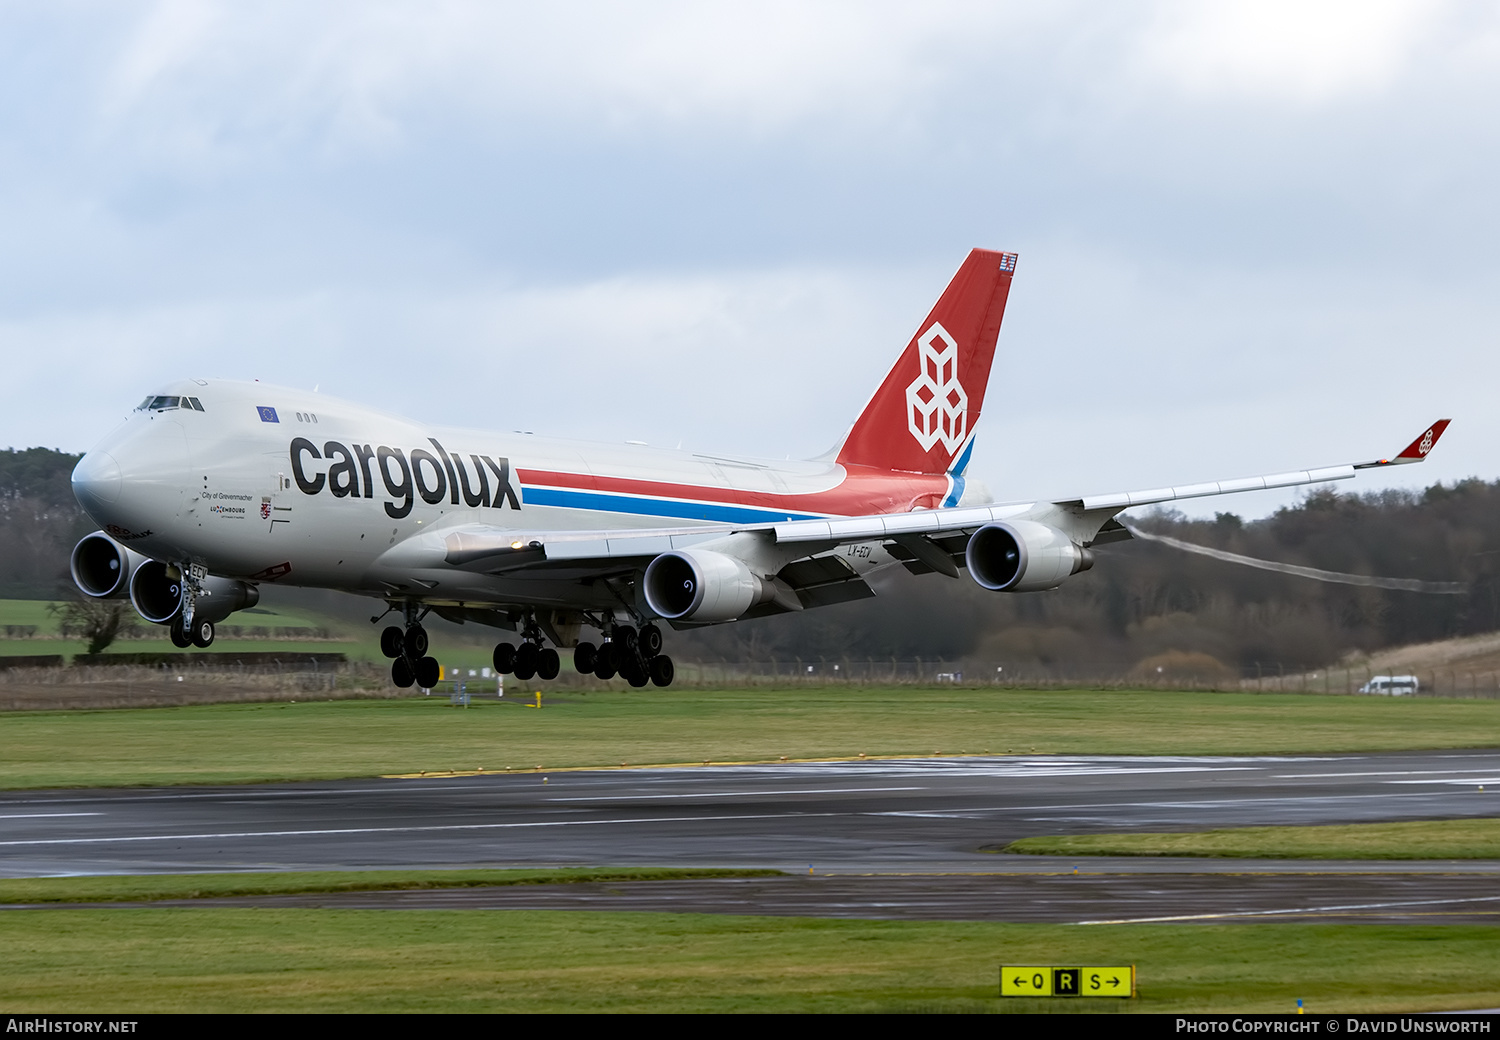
[1000,965,1135,998]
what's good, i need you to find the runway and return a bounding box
[3,749,1499,923]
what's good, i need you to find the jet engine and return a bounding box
[128,560,260,625]
[70,532,147,599]
[965,520,1093,593]
[644,549,767,623]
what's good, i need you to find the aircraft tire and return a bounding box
[615,625,638,653]
[404,624,428,659]
[169,619,193,648]
[391,657,415,688]
[538,648,560,680]
[191,619,215,648]
[649,654,675,688]
[492,642,517,673]
[513,661,536,681]
[639,624,663,657]
[623,663,650,688]
[414,656,440,689]
[515,642,540,676]
[593,648,616,681]
[380,626,405,658]
[573,642,597,673]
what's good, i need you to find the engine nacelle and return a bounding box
[644,549,766,623]
[965,520,1093,593]
[70,532,147,599]
[129,561,260,625]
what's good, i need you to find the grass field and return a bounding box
[1004,818,1500,859]
[5,687,1500,789]
[2,909,1497,1013]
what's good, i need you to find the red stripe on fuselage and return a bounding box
[515,466,950,517]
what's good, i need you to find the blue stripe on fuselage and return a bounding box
[520,485,826,524]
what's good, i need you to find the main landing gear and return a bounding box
[381,616,440,689]
[492,618,560,681]
[574,623,674,688]
[490,618,674,688]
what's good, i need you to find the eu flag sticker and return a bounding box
[257,406,279,423]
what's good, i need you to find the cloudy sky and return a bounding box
[3,1,1496,517]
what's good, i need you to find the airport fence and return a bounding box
[4,655,1500,710]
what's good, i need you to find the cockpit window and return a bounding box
[135,395,183,412]
[187,397,204,411]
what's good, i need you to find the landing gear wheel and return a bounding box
[514,642,539,678]
[573,642,597,674]
[537,648,560,680]
[391,657,415,688]
[649,654,675,688]
[414,656,441,689]
[594,643,617,681]
[380,626,405,659]
[403,624,428,659]
[622,661,650,688]
[169,619,193,648]
[191,618,215,648]
[614,625,638,653]
[492,642,517,674]
[639,624,663,657]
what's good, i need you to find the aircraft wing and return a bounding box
[435,419,1452,571]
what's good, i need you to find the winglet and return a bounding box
[1355,419,1451,469]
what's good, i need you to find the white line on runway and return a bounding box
[550,787,923,801]
[0,813,103,819]
[1278,769,1500,779]
[867,789,1465,817]
[0,812,850,847]
[1387,778,1500,785]
[1079,894,1500,925]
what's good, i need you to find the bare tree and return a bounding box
[48,592,137,656]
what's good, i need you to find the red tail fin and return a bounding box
[836,249,1015,475]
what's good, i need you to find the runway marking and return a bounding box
[0,812,849,847]
[1387,777,1500,785]
[1278,769,1500,779]
[550,786,923,801]
[1078,894,1500,925]
[868,789,1466,817]
[0,813,103,819]
[869,812,979,819]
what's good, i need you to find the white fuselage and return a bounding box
[72,379,955,613]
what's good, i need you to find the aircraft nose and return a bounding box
[72,451,123,510]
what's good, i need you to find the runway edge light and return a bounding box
[999,965,1135,998]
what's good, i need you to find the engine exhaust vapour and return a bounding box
[1121,523,1467,594]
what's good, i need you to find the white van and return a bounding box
[1359,675,1420,696]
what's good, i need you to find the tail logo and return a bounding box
[906,322,968,454]
[1419,429,1435,455]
